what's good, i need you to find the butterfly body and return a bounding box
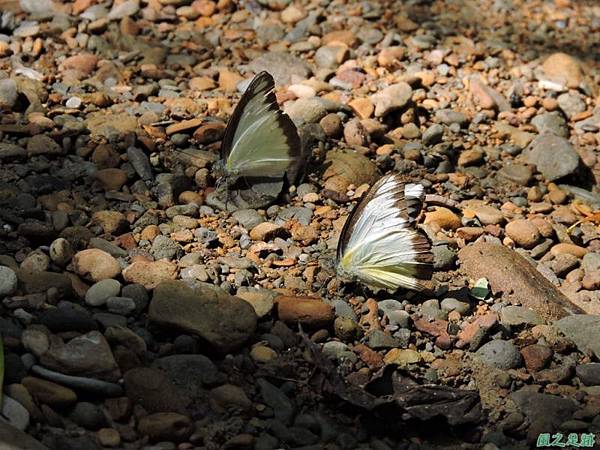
[336,174,434,292]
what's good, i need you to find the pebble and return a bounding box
[97,428,121,447]
[499,306,544,327]
[0,78,18,109]
[524,134,580,181]
[85,279,122,306]
[531,112,569,137]
[575,363,600,386]
[149,281,257,353]
[371,82,412,117]
[137,412,192,442]
[73,249,121,282]
[40,330,120,381]
[541,52,585,90]
[424,207,462,230]
[22,377,77,407]
[476,340,522,369]
[122,260,178,289]
[521,344,553,372]
[505,219,541,249]
[209,384,252,413]
[277,295,334,327]
[0,266,18,297]
[422,124,444,145]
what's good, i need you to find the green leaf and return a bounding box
[470,278,490,301]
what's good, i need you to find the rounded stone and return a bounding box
[505,219,541,249]
[85,279,122,307]
[0,266,18,297]
[476,340,522,370]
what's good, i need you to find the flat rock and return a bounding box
[40,331,121,381]
[554,315,600,359]
[149,280,257,353]
[523,133,580,181]
[458,241,583,321]
[122,260,178,289]
[499,306,544,326]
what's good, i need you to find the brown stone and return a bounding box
[122,260,178,289]
[95,168,128,191]
[424,207,462,230]
[73,249,121,281]
[520,344,553,372]
[458,242,584,321]
[276,295,334,327]
[137,412,192,442]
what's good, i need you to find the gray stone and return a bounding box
[422,124,444,145]
[149,281,257,353]
[420,299,447,320]
[499,305,544,326]
[435,109,469,127]
[476,340,522,369]
[247,52,312,86]
[232,209,263,230]
[30,365,122,396]
[152,354,224,391]
[126,146,153,181]
[378,300,410,328]
[257,378,295,424]
[0,78,18,109]
[557,92,586,119]
[277,206,313,226]
[68,402,107,430]
[555,314,600,359]
[366,330,401,349]
[497,163,534,186]
[509,388,576,429]
[524,133,580,181]
[0,266,18,297]
[333,299,357,321]
[531,112,569,138]
[432,244,456,270]
[107,0,139,20]
[284,97,328,125]
[85,279,121,306]
[1,395,30,431]
[371,82,412,117]
[582,252,600,273]
[40,331,120,381]
[106,296,136,315]
[150,235,181,260]
[575,363,600,386]
[441,298,471,315]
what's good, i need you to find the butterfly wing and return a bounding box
[220,71,303,183]
[336,174,433,291]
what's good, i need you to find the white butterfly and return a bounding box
[336,174,434,291]
[216,71,305,186]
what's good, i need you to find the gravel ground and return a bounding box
[0,0,599,449]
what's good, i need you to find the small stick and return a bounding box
[425,194,461,211]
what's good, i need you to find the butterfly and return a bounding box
[215,71,305,187]
[336,174,434,291]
